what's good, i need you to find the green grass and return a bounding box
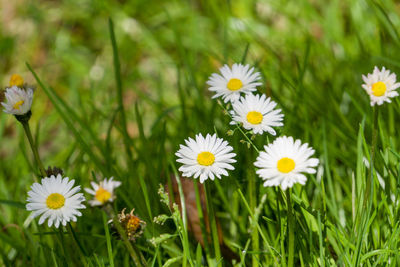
[2,0,400,265]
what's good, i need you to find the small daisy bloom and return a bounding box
[85,177,121,206]
[176,133,236,183]
[230,93,284,135]
[254,136,319,190]
[1,86,33,115]
[26,174,86,228]
[207,63,262,103]
[362,66,400,106]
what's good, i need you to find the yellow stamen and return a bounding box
[277,157,295,173]
[227,78,243,91]
[197,151,215,166]
[95,187,112,203]
[46,193,65,209]
[9,74,24,87]
[13,100,24,110]
[127,216,141,233]
[371,81,386,97]
[246,111,263,124]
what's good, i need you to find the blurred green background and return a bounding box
[2,0,400,265]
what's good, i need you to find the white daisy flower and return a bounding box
[362,66,400,106]
[230,93,284,135]
[26,174,86,228]
[84,177,121,206]
[207,63,262,103]
[176,133,236,183]
[254,136,319,190]
[1,86,34,115]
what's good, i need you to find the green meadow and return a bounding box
[1,0,400,266]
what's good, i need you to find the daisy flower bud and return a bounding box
[85,177,121,206]
[1,86,34,116]
[362,66,400,106]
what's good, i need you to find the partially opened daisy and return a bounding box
[85,177,121,206]
[230,93,284,135]
[2,74,34,116]
[254,136,319,190]
[207,63,262,103]
[176,133,236,183]
[26,174,86,228]
[362,66,400,106]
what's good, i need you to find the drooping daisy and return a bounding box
[85,177,121,206]
[207,63,262,103]
[26,174,86,228]
[362,66,400,106]
[1,86,34,115]
[230,93,284,135]
[254,136,319,190]
[176,133,236,183]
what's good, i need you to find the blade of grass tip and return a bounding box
[102,211,114,267]
[26,63,109,175]
[108,18,134,165]
[241,43,250,64]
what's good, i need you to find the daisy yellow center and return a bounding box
[246,111,263,124]
[13,100,24,110]
[46,193,65,209]
[227,78,243,91]
[197,151,215,166]
[95,187,111,203]
[127,216,141,233]
[10,74,24,87]
[371,81,386,97]
[277,157,295,173]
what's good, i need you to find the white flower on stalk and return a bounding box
[254,136,319,190]
[85,177,121,206]
[362,66,400,106]
[207,63,262,103]
[230,93,284,135]
[1,86,34,115]
[176,133,236,183]
[26,175,86,228]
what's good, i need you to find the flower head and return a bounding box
[254,136,319,190]
[362,66,400,106]
[207,63,262,103]
[26,174,86,228]
[85,177,121,206]
[9,74,25,88]
[176,133,236,183]
[114,208,146,241]
[1,86,33,115]
[230,93,284,135]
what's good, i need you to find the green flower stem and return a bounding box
[287,189,294,267]
[21,120,46,178]
[249,169,259,267]
[204,181,222,265]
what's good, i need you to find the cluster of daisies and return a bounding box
[176,64,400,189]
[1,75,129,229]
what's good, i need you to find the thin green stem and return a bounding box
[249,169,259,267]
[21,121,46,178]
[194,180,210,255]
[204,181,222,265]
[287,190,294,267]
[103,211,115,267]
